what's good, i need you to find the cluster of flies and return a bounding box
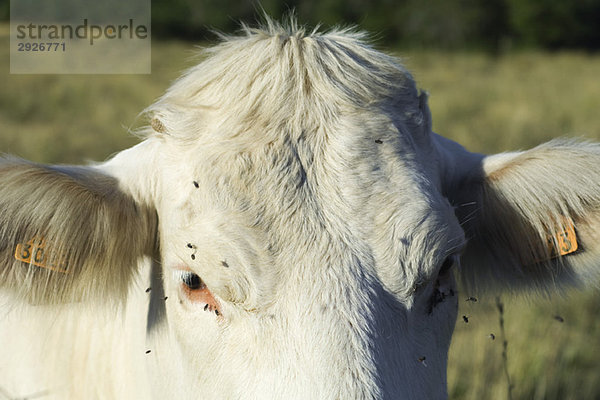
[458,296,564,343]
[184,182,229,317]
[186,242,224,317]
[420,294,564,363]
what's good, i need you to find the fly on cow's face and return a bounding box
[187,243,197,260]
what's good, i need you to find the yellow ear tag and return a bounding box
[547,218,578,258]
[14,236,68,273]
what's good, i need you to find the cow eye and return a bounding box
[439,256,456,276]
[182,272,205,290]
[177,270,221,314]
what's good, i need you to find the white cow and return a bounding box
[1,21,599,399]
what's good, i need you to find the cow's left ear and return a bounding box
[453,140,600,294]
[0,141,158,305]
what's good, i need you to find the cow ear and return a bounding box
[0,156,157,305]
[455,140,600,294]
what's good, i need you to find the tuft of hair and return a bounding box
[0,157,157,305]
[142,18,418,146]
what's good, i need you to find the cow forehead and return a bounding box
[145,24,425,150]
[157,121,458,301]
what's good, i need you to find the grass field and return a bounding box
[2,24,600,399]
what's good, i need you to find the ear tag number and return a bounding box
[14,236,68,273]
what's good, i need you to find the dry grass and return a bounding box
[1,25,599,399]
[403,51,600,153]
[0,25,194,164]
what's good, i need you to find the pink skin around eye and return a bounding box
[175,266,222,315]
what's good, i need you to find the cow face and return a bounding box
[135,105,465,398]
[3,21,600,400]
[101,26,469,398]
[2,27,463,397]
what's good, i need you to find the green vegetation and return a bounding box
[0,25,194,164]
[148,0,600,51]
[449,292,600,400]
[402,50,600,153]
[1,0,600,50]
[1,24,600,399]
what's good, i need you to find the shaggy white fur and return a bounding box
[1,19,599,399]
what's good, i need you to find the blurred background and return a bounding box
[1,1,599,399]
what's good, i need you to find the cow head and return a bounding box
[2,22,600,399]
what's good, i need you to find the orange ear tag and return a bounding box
[547,218,578,258]
[14,236,68,273]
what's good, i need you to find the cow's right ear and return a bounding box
[0,146,158,305]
